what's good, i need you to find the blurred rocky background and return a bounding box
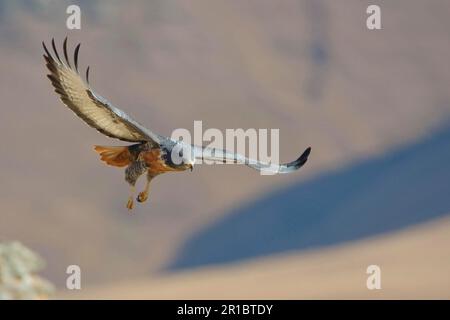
[0,0,449,298]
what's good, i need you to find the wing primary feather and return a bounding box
[63,37,71,68]
[74,43,81,73]
[42,37,163,145]
[51,38,62,64]
[86,66,90,85]
[42,41,52,59]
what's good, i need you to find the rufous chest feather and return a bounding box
[142,149,179,173]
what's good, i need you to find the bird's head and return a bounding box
[166,143,195,172]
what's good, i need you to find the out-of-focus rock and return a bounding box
[0,242,54,300]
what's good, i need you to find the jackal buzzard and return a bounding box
[43,38,311,210]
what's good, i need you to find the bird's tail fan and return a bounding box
[94,145,131,167]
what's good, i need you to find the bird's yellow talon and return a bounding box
[126,197,134,211]
[137,191,148,203]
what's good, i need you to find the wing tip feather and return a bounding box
[86,66,90,84]
[51,38,62,63]
[63,36,71,68]
[42,41,51,59]
[295,146,311,168]
[74,43,81,73]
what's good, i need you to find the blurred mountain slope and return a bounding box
[170,122,450,269]
[60,216,450,299]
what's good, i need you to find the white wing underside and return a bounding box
[190,145,311,174]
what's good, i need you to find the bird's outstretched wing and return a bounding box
[43,38,163,145]
[191,145,311,174]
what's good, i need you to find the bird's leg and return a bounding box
[126,185,136,210]
[125,159,147,211]
[137,172,156,203]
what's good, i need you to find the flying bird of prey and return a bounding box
[43,38,311,210]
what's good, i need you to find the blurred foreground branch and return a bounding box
[0,242,54,299]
